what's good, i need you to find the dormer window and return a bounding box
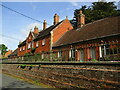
[36,41,39,47]
[42,39,46,46]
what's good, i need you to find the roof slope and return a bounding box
[53,16,120,47]
[34,20,64,40]
[18,40,26,47]
[32,32,39,37]
[18,32,39,47]
[8,48,18,57]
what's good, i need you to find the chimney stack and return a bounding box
[54,14,59,25]
[77,10,85,28]
[66,16,68,19]
[19,41,22,44]
[34,26,39,34]
[43,20,47,30]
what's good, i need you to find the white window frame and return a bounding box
[23,46,25,51]
[20,47,22,51]
[36,41,39,47]
[42,39,46,46]
[28,42,31,49]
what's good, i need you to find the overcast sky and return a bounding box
[0,0,119,51]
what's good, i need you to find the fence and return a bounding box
[2,52,120,63]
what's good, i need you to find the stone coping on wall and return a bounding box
[2,61,120,65]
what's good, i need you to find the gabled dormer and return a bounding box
[26,26,39,50]
[27,26,39,42]
[18,26,39,56]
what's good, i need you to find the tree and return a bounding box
[0,44,8,56]
[70,2,120,28]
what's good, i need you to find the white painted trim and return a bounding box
[31,32,35,39]
[58,51,60,58]
[69,50,71,58]
[50,31,53,50]
[36,41,39,47]
[99,46,102,58]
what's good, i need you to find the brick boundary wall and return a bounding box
[2,63,120,89]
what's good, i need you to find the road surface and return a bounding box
[1,73,45,89]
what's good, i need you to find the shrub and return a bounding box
[20,64,26,69]
[91,59,97,62]
[29,65,32,70]
[31,48,36,54]
[24,53,30,57]
[88,58,97,62]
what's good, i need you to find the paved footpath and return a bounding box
[1,73,45,89]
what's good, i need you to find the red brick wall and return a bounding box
[52,19,73,45]
[96,46,99,60]
[35,35,51,53]
[53,36,120,61]
[18,45,26,56]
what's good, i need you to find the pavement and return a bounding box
[1,73,45,89]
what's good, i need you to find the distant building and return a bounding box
[4,50,12,58]
[8,49,18,58]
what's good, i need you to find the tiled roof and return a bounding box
[32,32,39,38]
[34,20,64,40]
[53,16,120,47]
[8,48,18,57]
[18,40,26,47]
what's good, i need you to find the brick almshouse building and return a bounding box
[9,11,120,61]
